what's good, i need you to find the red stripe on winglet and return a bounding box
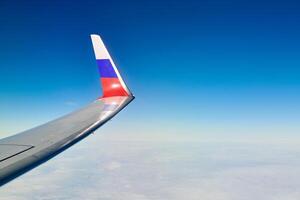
[101,78,129,98]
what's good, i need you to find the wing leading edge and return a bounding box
[0,35,134,186]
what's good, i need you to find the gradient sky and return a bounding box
[1,0,300,138]
[1,0,300,199]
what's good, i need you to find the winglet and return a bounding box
[91,34,132,98]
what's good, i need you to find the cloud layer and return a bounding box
[1,131,300,200]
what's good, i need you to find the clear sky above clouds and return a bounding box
[1,0,300,199]
[0,0,300,137]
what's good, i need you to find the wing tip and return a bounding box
[90,34,101,41]
[90,34,133,98]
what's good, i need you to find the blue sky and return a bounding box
[0,0,300,136]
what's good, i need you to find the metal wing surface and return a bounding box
[0,35,134,186]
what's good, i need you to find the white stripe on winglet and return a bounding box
[91,34,110,59]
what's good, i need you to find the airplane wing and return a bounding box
[0,35,134,186]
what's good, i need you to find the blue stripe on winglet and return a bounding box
[97,59,118,78]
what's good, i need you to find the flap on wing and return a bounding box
[0,144,33,162]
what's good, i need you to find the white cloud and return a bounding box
[104,161,121,171]
[1,133,300,200]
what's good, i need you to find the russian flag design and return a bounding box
[96,58,129,97]
[91,34,131,98]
